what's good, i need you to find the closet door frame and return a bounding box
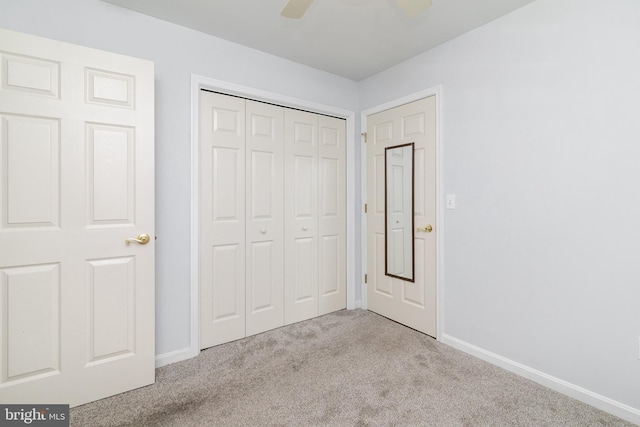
[186,75,356,363]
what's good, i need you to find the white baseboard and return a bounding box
[440,334,640,425]
[155,347,197,369]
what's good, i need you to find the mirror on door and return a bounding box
[385,143,415,282]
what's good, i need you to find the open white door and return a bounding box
[0,29,155,406]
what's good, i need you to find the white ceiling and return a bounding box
[103,0,536,81]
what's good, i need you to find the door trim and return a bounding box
[360,86,444,340]
[181,74,357,364]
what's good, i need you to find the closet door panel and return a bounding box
[245,101,284,336]
[200,92,246,349]
[284,110,318,324]
[318,116,347,314]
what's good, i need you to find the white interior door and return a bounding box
[0,29,155,406]
[318,115,347,315]
[366,96,437,336]
[284,111,347,323]
[245,100,284,336]
[284,109,319,324]
[200,92,246,349]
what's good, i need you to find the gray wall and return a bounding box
[360,0,640,412]
[0,0,359,357]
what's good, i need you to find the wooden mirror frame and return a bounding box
[384,142,415,282]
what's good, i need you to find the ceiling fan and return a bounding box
[281,0,433,19]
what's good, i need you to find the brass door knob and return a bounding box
[125,234,151,245]
[417,225,433,233]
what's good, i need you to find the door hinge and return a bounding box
[364,203,368,213]
[361,132,367,143]
[364,274,368,284]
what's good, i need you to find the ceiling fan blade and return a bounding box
[396,0,432,17]
[280,0,314,19]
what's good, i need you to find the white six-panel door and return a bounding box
[284,109,319,323]
[318,115,347,315]
[0,29,155,406]
[200,91,346,348]
[366,96,436,337]
[200,93,246,349]
[245,100,284,336]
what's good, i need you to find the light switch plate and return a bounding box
[446,194,456,209]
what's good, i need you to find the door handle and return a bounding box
[417,225,433,233]
[125,234,151,245]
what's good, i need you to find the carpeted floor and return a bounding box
[71,309,633,426]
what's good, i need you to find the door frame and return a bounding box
[360,86,444,339]
[187,74,357,361]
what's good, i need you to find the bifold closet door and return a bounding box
[245,101,285,336]
[284,112,347,324]
[200,92,246,349]
[318,116,347,315]
[284,110,319,324]
[200,90,346,348]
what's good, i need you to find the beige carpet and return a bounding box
[71,309,633,426]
